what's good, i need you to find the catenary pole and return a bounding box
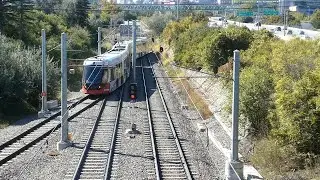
[225,50,243,179]
[98,27,101,55]
[57,32,70,151]
[132,20,137,83]
[38,29,48,118]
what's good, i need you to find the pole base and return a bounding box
[38,110,50,118]
[225,159,244,180]
[57,140,70,151]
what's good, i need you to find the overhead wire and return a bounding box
[16,27,108,179]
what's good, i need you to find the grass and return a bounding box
[157,52,213,120]
[250,138,320,180]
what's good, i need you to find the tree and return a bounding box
[34,0,63,14]
[311,9,320,29]
[0,0,34,43]
[0,34,59,115]
[58,0,89,27]
[240,66,273,137]
[0,0,16,33]
[75,0,89,27]
[143,12,175,36]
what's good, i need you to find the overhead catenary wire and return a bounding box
[16,31,106,178]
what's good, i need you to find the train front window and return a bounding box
[83,65,103,89]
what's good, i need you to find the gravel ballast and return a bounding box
[0,53,234,179]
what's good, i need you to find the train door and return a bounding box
[122,58,125,84]
[125,54,130,78]
[109,67,116,92]
[115,63,121,88]
[101,68,110,93]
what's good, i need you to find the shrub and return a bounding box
[0,34,59,116]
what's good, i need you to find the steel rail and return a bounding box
[72,96,108,180]
[146,54,193,180]
[0,96,102,166]
[141,58,162,180]
[104,86,124,180]
[0,95,89,151]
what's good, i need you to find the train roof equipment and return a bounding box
[83,37,147,67]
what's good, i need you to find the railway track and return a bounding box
[0,95,102,166]
[142,54,194,180]
[65,87,123,180]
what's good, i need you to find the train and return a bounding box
[81,37,147,95]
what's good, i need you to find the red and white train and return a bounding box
[81,38,147,95]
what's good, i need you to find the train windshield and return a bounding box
[83,65,103,89]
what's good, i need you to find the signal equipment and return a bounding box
[129,83,137,100]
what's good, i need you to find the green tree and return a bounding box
[311,9,320,29]
[75,0,89,27]
[0,34,59,115]
[142,12,175,36]
[0,0,17,33]
[34,0,62,14]
[240,66,273,137]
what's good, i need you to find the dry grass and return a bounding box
[161,61,213,120]
[151,41,213,120]
[179,78,213,120]
[250,138,320,180]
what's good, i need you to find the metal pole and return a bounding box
[98,27,101,55]
[231,50,240,162]
[283,0,286,36]
[57,32,70,151]
[38,29,48,118]
[127,20,130,38]
[176,0,179,20]
[225,50,243,180]
[132,20,137,83]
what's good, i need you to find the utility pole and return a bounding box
[38,29,49,118]
[98,27,101,55]
[225,50,243,180]
[57,32,70,151]
[132,20,137,83]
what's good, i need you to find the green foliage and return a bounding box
[123,11,137,21]
[0,0,36,45]
[0,35,59,115]
[311,9,320,29]
[58,0,89,27]
[262,15,281,25]
[142,12,175,36]
[34,0,63,14]
[67,26,94,59]
[271,40,320,154]
[243,37,320,155]
[240,66,273,137]
[100,1,120,25]
[250,139,302,173]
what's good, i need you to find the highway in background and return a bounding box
[208,17,320,41]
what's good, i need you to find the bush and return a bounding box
[0,35,59,116]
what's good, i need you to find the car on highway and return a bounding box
[287,30,293,35]
[276,27,281,31]
[255,22,261,27]
[300,31,305,35]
